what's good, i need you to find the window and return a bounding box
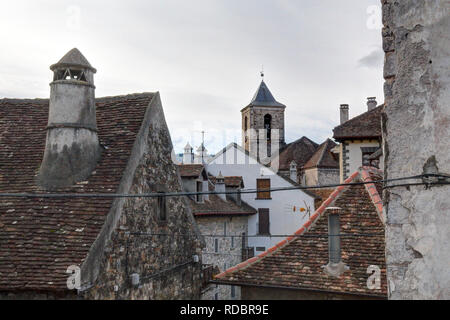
[328,213,341,263]
[231,285,236,298]
[224,222,227,236]
[256,246,266,252]
[214,293,219,300]
[264,114,272,141]
[256,179,271,199]
[214,239,219,253]
[196,181,203,202]
[231,236,234,248]
[157,193,166,222]
[258,208,270,235]
[361,147,379,167]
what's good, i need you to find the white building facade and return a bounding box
[207,143,316,254]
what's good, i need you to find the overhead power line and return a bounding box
[0,173,448,199]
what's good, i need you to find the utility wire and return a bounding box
[128,232,385,239]
[0,173,447,198]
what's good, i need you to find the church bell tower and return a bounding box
[241,75,286,161]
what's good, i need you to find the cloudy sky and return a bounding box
[0,0,384,154]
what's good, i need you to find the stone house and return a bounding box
[301,139,339,186]
[213,167,387,300]
[333,99,384,182]
[0,48,204,299]
[178,164,256,300]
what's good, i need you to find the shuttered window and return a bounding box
[258,208,270,235]
[256,179,271,199]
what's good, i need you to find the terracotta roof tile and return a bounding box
[214,167,386,298]
[0,93,153,291]
[178,164,205,178]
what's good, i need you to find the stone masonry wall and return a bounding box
[382,0,450,299]
[82,98,203,300]
[242,106,285,159]
[196,216,248,300]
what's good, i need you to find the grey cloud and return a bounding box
[358,49,384,69]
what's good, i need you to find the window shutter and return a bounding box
[258,208,270,235]
[257,179,271,199]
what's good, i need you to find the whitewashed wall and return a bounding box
[207,144,315,253]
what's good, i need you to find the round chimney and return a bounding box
[38,48,102,189]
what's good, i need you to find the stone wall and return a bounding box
[303,168,339,187]
[196,215,248,300]
[242,106,285,158]
[81,95,204,300]
[382,0,450,299]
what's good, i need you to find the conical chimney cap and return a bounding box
[50,48,96,72]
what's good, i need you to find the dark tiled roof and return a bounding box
[209,176,244,188]
[246,80,285,108]
[311,188,336,209]
[191,182,256,217]
[214,167,386,298]
[275,136,319,171]
[0,93,153,291]
[333,105,383,141]
[178,164,205,178]
[303,139,339,169]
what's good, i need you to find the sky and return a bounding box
[0,0,384,154]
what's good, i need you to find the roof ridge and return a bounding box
[334,105,383,131]
[214,167,384,280]
[1,93,156,104]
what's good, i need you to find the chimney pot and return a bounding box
[215,172,226,201]
[38,48,101,189]
[367,97,377,111]
[340,104,349,124]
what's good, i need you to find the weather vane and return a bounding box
[260,65,264,79]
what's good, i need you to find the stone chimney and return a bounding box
[340,104,349,124]
[290,161,298,182]
[183,142,194,164]
[367,97,377,111]
[215,172,226,201]
[38,48,102,189]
